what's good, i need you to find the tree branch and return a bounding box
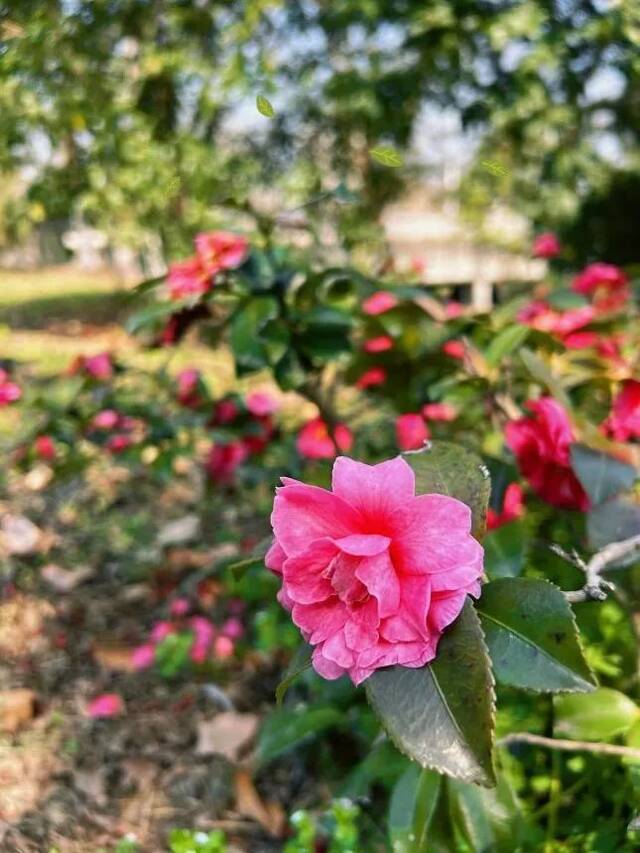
[557,534,640,604]
[499,731,640,761]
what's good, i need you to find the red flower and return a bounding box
[356,367,387,389]
[572,262,628,296]
[442,340,465,360]
[167,257,210,300]
[206,441,249,483]
[297,418,353,460]
[176,368,202,408]
[487,483,525,530]
[505,397,589,511]
[395,414,430,451]
[0,369,21,405]
[35,435,56,461]
[422,402,457,421]
[195,231,248,274]
[106,434,133,454]
[444,301,465,319]
[243,414,275,454]
[363,336,393,353]
[533,232,561,259]
[362,291,399,316]
[603,381,640,442]
[69,352,113,380]
[212,398,239,425]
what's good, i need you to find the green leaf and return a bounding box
[230,296,279,371]
[256,94,275,117]
[257,706,343,766]
[520,348,572,410]
[369,145,403,167]
[366,600,496,787]
[276,643,313,707]
[403,441,491,539]
[484,521,526,579]
[484,325,529,366]
[388,765,441,852]
[570,444,638,506]
[554,688,640,741]
[588,493,640,552]
[126,299,177,334]
[477,578,596,693]
[480,159,510,177]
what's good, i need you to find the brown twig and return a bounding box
[560,534,640,604]
[499,731,640,761]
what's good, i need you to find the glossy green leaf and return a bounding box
[570,444,638,506]
[276,643,313,707]
[230,296,279,371]
[483,521,526,579]
[554,688,640,741]
[257,706,343,766]
[256,94,275,117]
[520,348,572,410]
[403,441,491,539]
[366,601,496,787]
[477,578,596,693]
[369,145,403,167]
[484,325,529,366]
[588,493,640,553]
[388,765,441,852]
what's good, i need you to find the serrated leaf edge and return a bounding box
[477,578,597,695]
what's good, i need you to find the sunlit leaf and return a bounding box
[369,146,403,167]
[256,94,275,117]
[554,688,640,741]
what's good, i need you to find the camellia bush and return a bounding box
[4,226,640,848]
[120,227,640,846]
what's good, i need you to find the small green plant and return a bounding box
[284,799,361,853]
[167,828,227,853]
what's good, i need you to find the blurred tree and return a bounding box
[1,0,639,257]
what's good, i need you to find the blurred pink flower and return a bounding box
[603,380,640,442]
[422,403,457,422]
[296,418,353,460]
[35,435,56,461]
[362,291,398,315]
[221,617,244,639]
[195,231,248,274]
[167,257,210,300]
[487,483,525,530]
[246,391,280,417]
[206,441,249,483]
[356,367,387,390]
[363,336,393,353]
[0,369,21,405]
[91,409,121,430]
[169,598,191,617]
[176,368,202,408]
[214,636,234,659]
[132,644,156,670]
[532,232,561,258]
[442,340,465,360]
[84,352,113,380]
[86,693,124,718]
[395,414,430,451]
[150,620,175,643]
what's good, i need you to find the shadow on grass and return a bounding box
[0,291,131,329]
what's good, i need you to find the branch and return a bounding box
[499,731,640,761]
[558,534,640,604]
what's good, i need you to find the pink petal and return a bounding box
[87,693,124,718]
[265,540,287,573]
[282,539,337,604]
[335,533,391,556]
[428,590,469,633]
[321,630,356,668]
[331,456,415,521]
[271,482,362,557]
[355,550,400,618]
[312,645,346,680]
[292,598,348,644]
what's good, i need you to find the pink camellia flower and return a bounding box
[422,403,457,422]
[35,435,56,461]
[487,483,525,530]
[176,368,202,408]
[533,232,561,258]
[297,418,353,460]
[150,620,175,643]
[246,390,280,417]
[505,397,590,511]
[169,598,191,617]
[106,434,133,454]
[91,409,121,430]
[442,340,465,360]
[266,456,484,685]
[572,262,628,296]
[190,615,216,663]
[363,336,393,354]
[132,643,156,670]
[444,301,465,319]
[0,369,21,405]
[356,367,387,390]
[195,231,248,274]
[396,414,430,451]
[243,414,275,455]
[517,301,595,336]
[213,636,234,659]
[221,617,244,639]
[86,693,124,718]
[167,257,210,300]
[603,380,640,442]
[84,352,113,380]
[562,331,600,350]
[206,441,249,483]
[362,291,399,316]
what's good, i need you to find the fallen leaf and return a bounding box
[195,712,259,760]
[41,563,94,593]
[93,643,138,672]
[0,514,43,555]
[157,514,200,547]
[0,689,36,732]
[234,769,286,836]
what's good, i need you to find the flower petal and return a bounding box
[355,550,400,618]
[331,456,415,521]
